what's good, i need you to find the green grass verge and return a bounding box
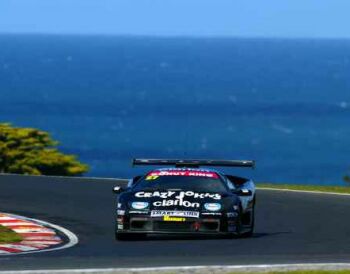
[161,270,350,274]
[227,271,350,274]
[0,225,23,244]
[257,183,350,194]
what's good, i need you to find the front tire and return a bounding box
[230,206,242,238]
[241,196,255,237]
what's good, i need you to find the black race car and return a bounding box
[113,159,256,240]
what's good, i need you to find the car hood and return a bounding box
[120,189,238,211]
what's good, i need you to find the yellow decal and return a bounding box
[163,215,186,222]
[145,175,159,181]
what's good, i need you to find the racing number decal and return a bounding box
[145,175,159,181]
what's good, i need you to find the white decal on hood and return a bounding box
[153,199,200,208]
[135,191,221,200]
[135,191,221,208]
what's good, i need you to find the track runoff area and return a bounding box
[0,213,78,255]
[1,173,350,272]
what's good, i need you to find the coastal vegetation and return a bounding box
[0,123,88,176]
[228,271,350,274]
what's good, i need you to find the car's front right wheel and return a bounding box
[241,196,255,237]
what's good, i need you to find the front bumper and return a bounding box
[116,230,235,236]
[117,214,238,234]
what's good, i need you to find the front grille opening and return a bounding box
[201,221,219,231]
[154,221,193,232]
[130,220,147,230]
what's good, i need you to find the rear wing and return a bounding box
[132,159,255,169]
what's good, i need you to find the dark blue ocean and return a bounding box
[0,34,349,185]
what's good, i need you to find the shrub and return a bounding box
[0,123,88,176]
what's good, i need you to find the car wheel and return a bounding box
[241,197,255,237]
[231,205,243,238]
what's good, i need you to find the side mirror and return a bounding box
[112,186,125,194]
[232,188,252,196]
[127,175,142,188]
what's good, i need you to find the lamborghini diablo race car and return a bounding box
[113,159,256,240]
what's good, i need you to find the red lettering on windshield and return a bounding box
[147,170,219,178]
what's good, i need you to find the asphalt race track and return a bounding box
[1,174,350,270]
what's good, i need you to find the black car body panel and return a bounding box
[117,189,241,234]
[114,160,256,239]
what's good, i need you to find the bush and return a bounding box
[0,123,89,176]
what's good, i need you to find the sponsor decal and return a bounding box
[131,201,149,209]
[163,216,186,222]
[129,210,148,214]
[145,175,159,181]
[117,203,122,208]
[201,212,222,216]
[135,190,221,209]
[227,212,238,218]
[135,191,221,200]
[117,224,124,230]
[151,210,199,218]
[204,203,221,211]
[153,200,200,208]
[117,217,123,224]
[146,170,219,178]
[117,210,125,216]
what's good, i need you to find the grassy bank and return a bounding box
[159,269,350,274]
[0,225,22,244]
[228,271,350,274]
[257,183,350,194]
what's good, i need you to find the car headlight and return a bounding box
[204,203,221,211]
[131,201,149,210]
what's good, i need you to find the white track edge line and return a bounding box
[257,187,350,196]
[3,263,350,273]
[0,213,78,256]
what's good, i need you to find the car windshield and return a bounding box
[132,171,228,193]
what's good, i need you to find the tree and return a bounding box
[0,123,89,176]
